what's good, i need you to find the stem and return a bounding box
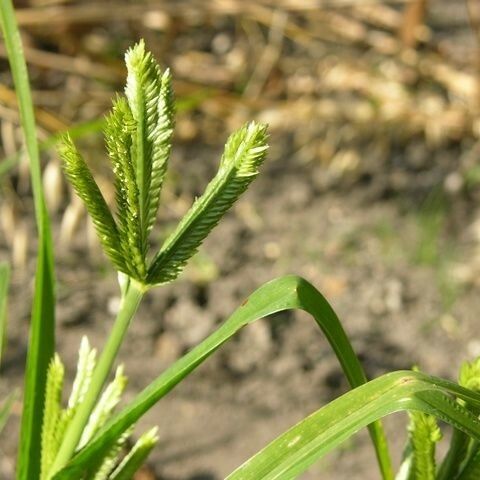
[437,428,469,480]
[48,280,145,477]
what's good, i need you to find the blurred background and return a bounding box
[1,0,480,478]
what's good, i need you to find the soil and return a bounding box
[2,1,480,479]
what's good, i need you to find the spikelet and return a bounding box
[406,411,442,480]
[40,354,65,479]
[59,135,128,275]
[109,427,159,480]
[91,427,133,480]
[459,357,480,392]
[147,121,268,284]
[68,336,97,410]
[104,98,145,279]
[78,365,127,449]
[125,40,175,255]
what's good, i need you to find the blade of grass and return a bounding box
[53,275,393,480]
[0,262,10,367]
[0,2,56,479]
[0,391,16,435]
[227,371,480,480]
[0,118,105,179]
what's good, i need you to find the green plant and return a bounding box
[3,1,480,479]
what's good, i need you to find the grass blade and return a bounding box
[53,275,393,479]
[0,391,16,435]
[0,118,105,180]
[0,262,10,367]
[226,371,480,480]
[0,1,56,479]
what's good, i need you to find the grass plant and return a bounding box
[3,0,480,479]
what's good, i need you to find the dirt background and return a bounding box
[2,1,480,478]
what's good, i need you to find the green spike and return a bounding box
[79,365,127,449]
[125,40,174,255]
[92,428,132,480]
[145,68,175,237]
[67,336,96,410]
[147,121,268,284]
[104,98,146,280]
[59,135,127,274]
[109,427,159,480]
[445,357,480,480]
[41,354,64,480]
[406,411,442,480]
[459,357,480,392]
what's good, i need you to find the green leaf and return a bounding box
[147,121,268,285]
[0,118,105,180]
[0,262,10,367]
[437,357,480,480]
[59,134,128,275]
[52,275,392,480]
[226,372,480,480]
[18,239,56,480]
[457,448,480,479]
[0,391,16,435]
[0,2,56,479]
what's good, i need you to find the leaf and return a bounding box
[147,121,268,285]
[0,391,16,435]
[59,134,128,275]
[52,275,393,480]
[457,448,480,479]
[437,356,480,480]
[0,118,105,180]
[0,2,56,479]
[18,239,56,480]
[0,262,10,367]
[226,372,480,480]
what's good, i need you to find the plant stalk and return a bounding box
[437,428,469,480]
[48,280,145,477]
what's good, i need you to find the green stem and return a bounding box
[437,428,469,480]
[48,280,145,477]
